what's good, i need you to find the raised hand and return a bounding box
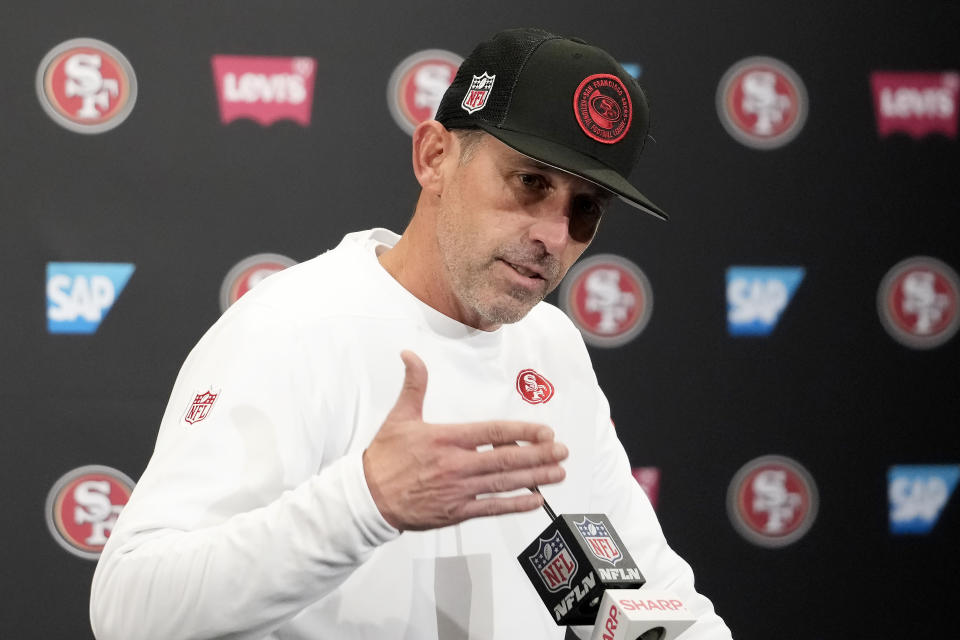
[362,350,568,531]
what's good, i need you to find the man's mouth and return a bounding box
[502,260,544,279]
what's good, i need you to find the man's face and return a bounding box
[434,132,610,330]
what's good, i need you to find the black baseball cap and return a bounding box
[436,28,667,221]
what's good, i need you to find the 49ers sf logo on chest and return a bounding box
[516,369,554,404]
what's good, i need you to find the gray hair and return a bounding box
[453,128,487,165]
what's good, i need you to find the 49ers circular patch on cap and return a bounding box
[559,254,652,348]
[726,455,818,548]
[573,74,633,144]
[877,256,959,349]
[45,465,135,559]
[716,56,807,149]
[387,49,463,135]
[220,253,297,312]
[36,38,137,134]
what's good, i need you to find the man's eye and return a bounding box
[573,195,604,218]
[569,196,605,242]
[518,174,544,189]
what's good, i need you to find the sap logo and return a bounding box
[889,465,959,534]
[726,266,805,336]
[46,262,135,334]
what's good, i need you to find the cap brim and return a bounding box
[473,123,668,221]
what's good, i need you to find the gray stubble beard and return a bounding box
[436,225,553,328]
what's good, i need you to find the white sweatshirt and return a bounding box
[90,228,731,640]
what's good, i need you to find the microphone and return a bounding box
[516,490,695,638]
[516,509,645,625]
[588,589,696,640]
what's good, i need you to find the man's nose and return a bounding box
[527,205,570,256]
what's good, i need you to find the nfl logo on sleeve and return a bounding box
[184,389,220,425]
[461,72,495,114]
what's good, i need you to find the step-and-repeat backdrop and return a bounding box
[3,2,958,638]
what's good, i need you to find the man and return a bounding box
[90,28,732,639]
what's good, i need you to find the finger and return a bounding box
[456,492,546,520]
[455,441,568,476]
[387,350,428,422]
[446,421,555,448]
[461,464,567,497]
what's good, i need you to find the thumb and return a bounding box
[388,350,428,422]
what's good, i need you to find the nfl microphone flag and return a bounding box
[517,513,645,625]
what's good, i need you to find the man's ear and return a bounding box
[411,120,455,196]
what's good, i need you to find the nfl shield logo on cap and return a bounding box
[461,72,495,114]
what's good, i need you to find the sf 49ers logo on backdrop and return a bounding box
[560,254,653,348]
[45,465,135,559]
[35,38,138,134]
[220,253,297,312]
[726,455,819,548]
[387,49,463,135]
[528,530,579,592]
[574,517,623,565]
[461,72,495,114]
[716,56,807,149]
[877,256,959,350]
[185,389,220,425]
[516,369,554,404]
[573,74,633,144]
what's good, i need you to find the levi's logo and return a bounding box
[211,55,317,126]
[870,71,959,139]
